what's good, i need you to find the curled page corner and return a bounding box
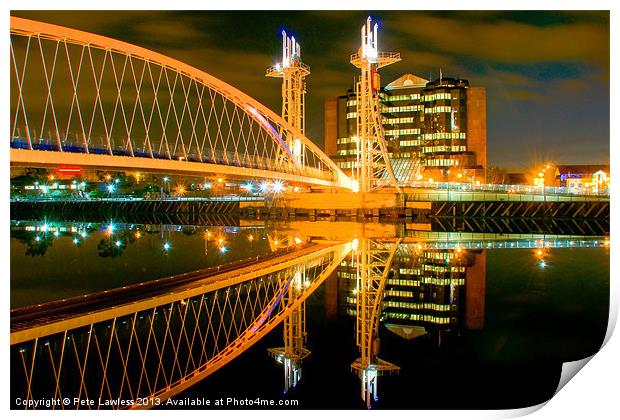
[495,401,548,419]
[498,355,599,419]
[554,355,595,396]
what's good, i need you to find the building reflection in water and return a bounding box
[332,242,486,407]
[11,218,607,409]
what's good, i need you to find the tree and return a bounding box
[486,165,509,184]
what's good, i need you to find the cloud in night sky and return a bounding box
[11,10,610,170]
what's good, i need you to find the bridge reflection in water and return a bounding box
[10,229,351,409]
[10,219,608,409]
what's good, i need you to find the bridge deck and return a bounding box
[10,242,331,344]
[10,148,340,188]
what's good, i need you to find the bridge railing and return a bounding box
[10,195,264,203]
[11,136,336,182]
[398,180,609,197]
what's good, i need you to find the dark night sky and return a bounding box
[12,10,610,171]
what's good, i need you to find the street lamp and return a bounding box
[241,183,254,194]
[162,176,171,197]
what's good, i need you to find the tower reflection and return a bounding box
[340,242,487,407]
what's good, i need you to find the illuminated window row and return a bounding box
[336,137,357,144]
[422,265,466,273]
[385,313,452,324]
[425,252,456,260]
[399,140,421,147]
[425,159,460,167]
[423,132,466,140]
[347,100,357,106]
[383,117,416,124]
[339,162,354,169]
[422,145,467,154]
[422,92,452,102]
[337,149,357,156]
[346,112,357,119]
[338,271,356,279]
[386,290,414,298]
[384,301,453,312]
[421,277,466,286]
[399,268,422,275]
[424,106,452,114]
[388,278,420,287]
[385,128,420,136]
[382,105,424,113]
[384,93,420,102]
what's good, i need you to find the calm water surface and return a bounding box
[10,218,609,409]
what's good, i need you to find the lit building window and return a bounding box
[399,140,421,147]
[385,128,420,136]
[424,106,452,114]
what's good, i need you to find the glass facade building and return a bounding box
[334,246,486,343]
[324,73,487,183]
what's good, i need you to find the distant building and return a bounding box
[554,164,610,190]
[324,73,487,183]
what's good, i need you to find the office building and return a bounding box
[338,246,486,343]
[324,73,487,183]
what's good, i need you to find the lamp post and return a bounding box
[162,176,170,198]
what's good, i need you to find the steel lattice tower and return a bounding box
[266,31,310,167]
[350,238,401,408]
[266,33,311,390]
[350,17,401,193]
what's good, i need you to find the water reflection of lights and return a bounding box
[163,242,171,251]
[115,240,122,247]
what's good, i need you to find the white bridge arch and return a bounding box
[10,17,353,189]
